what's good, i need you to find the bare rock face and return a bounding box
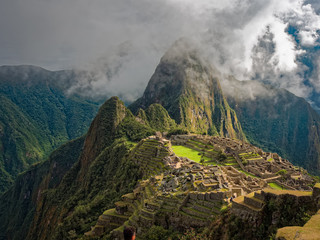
[130,39,246,140]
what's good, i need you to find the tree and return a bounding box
[200,155,205,165]
[277,169,288,177]
[217,150,227,162]
[277,169,288,184]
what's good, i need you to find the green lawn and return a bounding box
[172,145,210,163]
[268,182,284,190]
[238,170,259,178]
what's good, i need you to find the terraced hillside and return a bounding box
[86,134,317,239]
[2,95,319,240]
[216,188,319,240]
[128,138,171,177]
[276,184,320,239]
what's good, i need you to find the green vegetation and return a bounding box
[41,139,143,240]
[210,191,316,240]
[129,46,246,140]
[268,182,284,190]
[138,225,179,240]
[0,66,99,192]
[242,159,248,166]
[220,205,229,213]
[126,141,138,149]
[217,150,227,162]
[277,169,288,176]
[180,228,210,240]
[145,104,177,131]
[0,97,167,240]
[117,117,155,142]
[263,189,312,197]
[172,145,210,163]
[277,210,320,239]
[0,136,85,240]
[2,52,320,240]
[167,128,189,137]
[227,82,320,175]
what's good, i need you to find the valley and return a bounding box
[1,42,320,240]
[85,134,318,239]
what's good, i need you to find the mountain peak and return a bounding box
[78,96,128,176]
[130,40,246,140]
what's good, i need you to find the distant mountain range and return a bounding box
[0,65,99,193]
[1,40,320,239]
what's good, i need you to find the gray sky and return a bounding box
[1,0,320,101]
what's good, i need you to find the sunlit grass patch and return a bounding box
[172,145,210,163]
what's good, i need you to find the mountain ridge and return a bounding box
[222,77,320,174]
[1,43,320,239]
[0,65,100,192]
[130,40,246,140]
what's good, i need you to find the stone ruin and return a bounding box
[231,187,319,229]
[85,134,316,239]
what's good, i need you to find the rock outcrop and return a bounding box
[130,40,246,140]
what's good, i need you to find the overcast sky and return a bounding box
[1,0,320,102]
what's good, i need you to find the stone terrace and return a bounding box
[85,135,315,238]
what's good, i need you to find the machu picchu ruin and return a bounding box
[84,134,319,239]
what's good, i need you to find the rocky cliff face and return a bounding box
[2,44,320,240]
[130,40,246,140]
[223,78,320,174]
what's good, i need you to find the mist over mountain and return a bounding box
[221,77,320,174]
[2,1,320,239]
[2,0,320,109]
[130,39,246,140]
[1,44,320,239]
[0,65,99,193]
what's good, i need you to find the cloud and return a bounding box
[1,0,320,102]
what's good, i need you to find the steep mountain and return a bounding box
[135,103,177,132]
[2,95,314,240]
[0,65,99,192]
[0,96,155,240]
[222,78,320,174]
[130,40,246,140]
[129,39,320,174]
[2,44,320,240]
[0,136,85,240]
